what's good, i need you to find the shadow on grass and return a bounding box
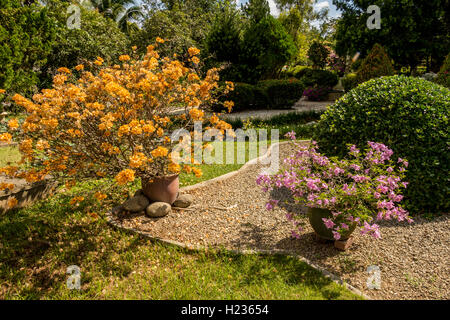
[0,185,360,300]
[0,189,132,298]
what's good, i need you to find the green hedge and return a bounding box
[216,79,304,112]
[284,67,339,89]
[296,69,338,88]
[313,75,450,215]
[257,79,305,109]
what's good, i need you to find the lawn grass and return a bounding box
[0,145,21,167]
[0,141,363,300]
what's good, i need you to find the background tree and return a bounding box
[41,1,129,88]
[204,2,243,79]
[87,0,143,35]
[333,0,450,72]
[242,0,271,23]
[0,0,57,103]
[132,0,217,60]
[307,40,330,69]
[240,15,297,82]
[276,0,330,66]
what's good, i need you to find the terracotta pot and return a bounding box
[141,175,179,204]
[307,207,356,241]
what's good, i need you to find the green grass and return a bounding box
[0,141,362,300]
[0,145,21,167]
[180,140,267,186]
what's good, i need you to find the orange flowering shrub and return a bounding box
[0,41,234,200]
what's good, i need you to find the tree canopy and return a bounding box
[333,0,450,72]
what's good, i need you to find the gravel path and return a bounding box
[113,143,449,300]
[221,98,332,121]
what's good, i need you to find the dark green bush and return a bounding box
[215,82,269,112]
[257,79,304,109]
[216,79,304,112]
[341,73,358,92]
[313,76,450,214]
[299,69,338,88]
[356,43,394,84]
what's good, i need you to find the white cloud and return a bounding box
[315,1,330,10]
[268,0,280,17]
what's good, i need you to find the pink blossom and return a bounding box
[322,218,335,229]
[332,231,341,240]
[265,199,279,210]
[291,231,301,239]
[285,131,296,140]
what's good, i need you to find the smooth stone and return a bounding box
[146,202,171,218]
[172,194,193,208]
[134,189,144,197]
[123,195,150,212]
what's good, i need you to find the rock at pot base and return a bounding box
[123,195,150,212]
[146,202,171,218]
[173,194,193,208]
[133,189,144,197]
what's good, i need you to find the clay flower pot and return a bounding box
[141,175,179,204]
[307,207,356,241]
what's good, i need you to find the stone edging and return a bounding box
[0,178,59,214]
[105,140,371,300]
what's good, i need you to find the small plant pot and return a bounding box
[307,207,356,241]
[141,175,179,205]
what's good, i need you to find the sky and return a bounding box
[237,0,342,19]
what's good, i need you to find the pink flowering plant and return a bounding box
[257,133,413,240]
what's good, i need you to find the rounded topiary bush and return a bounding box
[313,75,450,214]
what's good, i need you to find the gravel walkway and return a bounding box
[113,143,449,300]
[221,98,332,121]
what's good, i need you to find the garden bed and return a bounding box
[109,142,449,300]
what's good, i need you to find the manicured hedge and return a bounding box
[313,76,450,214]
[283,67,339,89]
[257,79,305,109]
[216,79,304,112]
[298,69,339,88]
